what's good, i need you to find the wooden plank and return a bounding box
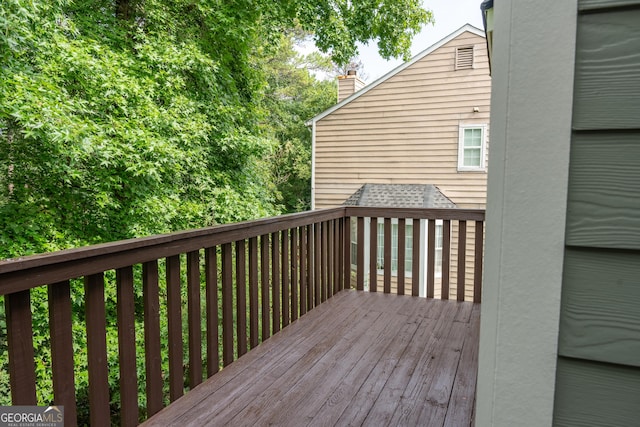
[143,261,163,416]
[5,290,36,405]
[166,256,184,398]
[444,304,481,427]
[272,232,281,332]
[442,220,451,300]
[357,217,365,291]
[236,240,247,357]
[559,248,640,367]
[566,132,640,250]
[386,319,468,426]
[144,292,366,427]
[573,9,640,130]
[326,220,333,298]
[412,219,421,296]
[116,268,138,425]
[554,356,640,426]
[48,281,78,425]
[427,219,436,298]
[310,308,420,426]
[248,238,259,348]
[281,230,290,326]
[474,221,483,303]
[290,229,298,322]
[383,218,391,293]
[397,218,406,295]
[141,293,479,427]
[457,221,467,301]
[230,301,384,426]
[84,273,110,425]
[345,207,485,222]
[222,243,234,366]
[187,251,203,385]
[370,217,378,292]
[260,235,270,340]
[204,248,218,377]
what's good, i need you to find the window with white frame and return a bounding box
[377,220,413,276]
[458,125,486,171]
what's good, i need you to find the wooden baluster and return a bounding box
[205,247,219,375]
[143,261,163,416]
[411,219,421,297]
[299,227,308,316]
[236,240,247,357]
[398,218,406,295]
[314,223,322,305]
[333,220,341,294]
[357,217,366,291]
[383,218,391,294]
[474,220,484,303]
[6,290,36,405]
[260,235,270,340]
[442,220,451,300]
[271,232,281,333]
[427,219,436,298]
[166,256,184,397]
[369,217,378,293]
[116,268,138,425]
[327,220,333,299]
[457,220,467,301]
[84,273,110,425]
[307,224,315,308]
[222,243,234,366]
[290,228,299,322]
[49,281,78,426]
[248,238,259,348]
[343,218,351,290]
[281,231,290,327]
[321,221,328,301]
[187,251,202,384]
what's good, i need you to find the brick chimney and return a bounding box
[337,70,365,102]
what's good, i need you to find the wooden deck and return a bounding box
[142,290,480,427]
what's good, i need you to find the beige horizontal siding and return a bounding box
[314,31,490,210]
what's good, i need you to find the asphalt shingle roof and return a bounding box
[343,184,457,209]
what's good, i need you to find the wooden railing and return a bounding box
[0,207,484,426]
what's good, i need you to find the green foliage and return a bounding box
[262,35,336,212]
[0,0,433,423]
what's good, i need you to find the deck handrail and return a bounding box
[0,207,484,426]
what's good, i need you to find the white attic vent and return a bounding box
[455,46,474,70]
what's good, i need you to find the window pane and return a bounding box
[391,224,398,273]
[405,224,413,273]
[464,128,482,147]
[377,222,384,269]
[464,148,481,167]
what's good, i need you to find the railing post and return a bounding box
[343,217,351,290]
[116,268,139,425]
[6,290,37,405]
[49,281,78,426]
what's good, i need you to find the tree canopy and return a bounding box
[0,0,433,258]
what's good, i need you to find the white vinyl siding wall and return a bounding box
[314,31,491,210]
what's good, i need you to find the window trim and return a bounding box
[458,124,487,171]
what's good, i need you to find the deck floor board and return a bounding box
[142,290,479,427]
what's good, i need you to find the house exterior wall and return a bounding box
[475,1,576,426]
[554,1,640,424]
[313,30,491,210]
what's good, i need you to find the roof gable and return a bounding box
[308,24,485,125]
